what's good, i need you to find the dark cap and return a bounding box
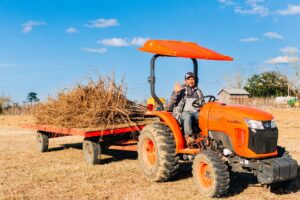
[185,72,195,80]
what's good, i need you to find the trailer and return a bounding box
[23,120,154,165]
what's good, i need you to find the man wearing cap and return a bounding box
[169,72,204,146]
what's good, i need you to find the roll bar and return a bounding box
[149,54,198,110]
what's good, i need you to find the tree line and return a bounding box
[226,71,299,97]
[0,92,39,115]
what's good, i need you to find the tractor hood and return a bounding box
[204,102,274,122]
[199,102,277,159]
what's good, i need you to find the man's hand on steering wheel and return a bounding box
[192,95,216,108]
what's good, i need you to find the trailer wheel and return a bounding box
[138,123,179,182]
[83,138,101,165]
[192,150,230,198]
[36,131,49,152]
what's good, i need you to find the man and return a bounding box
[169,72,203,146]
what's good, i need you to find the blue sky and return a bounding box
[0,0,300,102]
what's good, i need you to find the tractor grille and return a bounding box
[248,127,278,154]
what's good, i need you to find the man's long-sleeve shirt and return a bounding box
[168,86,203,112]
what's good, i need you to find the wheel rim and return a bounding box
[142,138,156,167]
[198,161,213,188]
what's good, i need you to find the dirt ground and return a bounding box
[0,109,300,200]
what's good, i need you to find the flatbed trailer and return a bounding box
[23,121,154,165]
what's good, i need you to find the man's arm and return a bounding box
[168,88,185,111]
[167,83,185,111]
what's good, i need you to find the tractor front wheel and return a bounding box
[138,123,179,182]
[192,150,230,198]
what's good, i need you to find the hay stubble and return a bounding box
[33,77,144,128]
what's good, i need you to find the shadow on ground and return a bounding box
[171,161,193,181]
[172,163,300,197]
[47,142,138,164]
[47,142,83,152]
[225,172,258,197]
[226,165,300,197]
[45,143,300,196]
[269,165,300,195]
[101,149,138,164]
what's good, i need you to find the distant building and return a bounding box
[218,88,249,104]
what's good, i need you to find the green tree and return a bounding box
[27,92,40,105]
[244,71,290,97]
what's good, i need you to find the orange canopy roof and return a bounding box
[139,40,233,61]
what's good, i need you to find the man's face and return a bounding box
[185,77,195,88]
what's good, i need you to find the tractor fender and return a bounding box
[145,111,185,152]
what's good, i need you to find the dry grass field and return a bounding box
[0,109,299,200]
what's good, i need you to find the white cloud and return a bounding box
[130,37,149,46]
[81,47,107,54]
[66,27,77,34]
[246,0,264,6]
[235,5,269,16]
[235,0,268,16]
[265,56,299,64]
[280,47,299,55]
[277,4,300,16]
[220,0,269,16]
[98,37,149,47]
[264,47,300,65]
[240,37,259,42]
[85,18,119,28]
[22,20,46,33]
[219,0,235,6]
[263,32,284,40]
[98,38,129,47]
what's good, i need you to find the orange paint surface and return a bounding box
[199,102,278,158]
[145,111,185,152]
[139,40,233,61]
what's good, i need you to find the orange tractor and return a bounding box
[137,40,298,197]
[27,39,298,198]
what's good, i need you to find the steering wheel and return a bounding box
[192,95,216,108]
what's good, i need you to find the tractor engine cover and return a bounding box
[199,102,279,159]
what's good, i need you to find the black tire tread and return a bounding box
[192,150,230,198]
[138,123,179,182]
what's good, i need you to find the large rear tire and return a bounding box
[83,137,101,165]
[138,123,179,182]
[192,150,230,198]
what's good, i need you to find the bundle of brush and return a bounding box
[33,76,145,128]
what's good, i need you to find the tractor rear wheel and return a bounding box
[83,137,101,165]
[192,150,230,198]
[36,131,49,152]
[138,123,179,182]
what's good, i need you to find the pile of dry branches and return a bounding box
[33,77,145,128]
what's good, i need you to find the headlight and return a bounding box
[245,119,264,130]
[270,119,277,128]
